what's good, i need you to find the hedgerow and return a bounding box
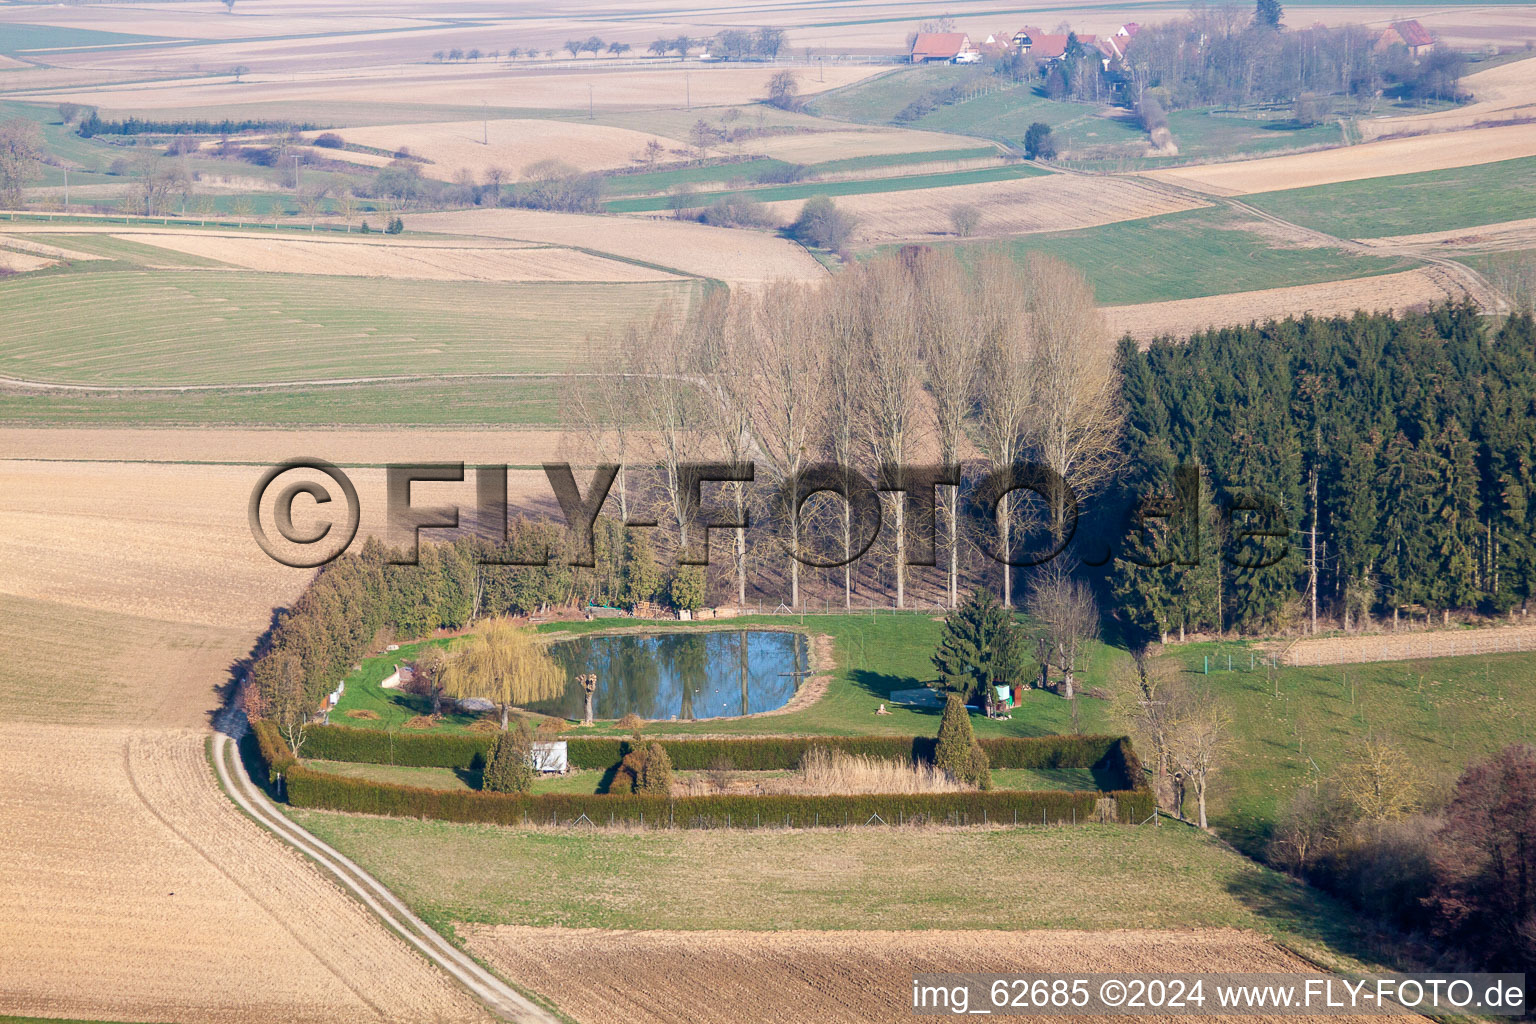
[252,719,1153,826]
[296,724,1142,779]
[282,762,1153,828]
[298,725,1145,788]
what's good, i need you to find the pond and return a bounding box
[529,630,811,722]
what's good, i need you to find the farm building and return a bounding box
[910,32,974,62]
[1376,20,1434,56]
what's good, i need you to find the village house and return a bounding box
[909,31,975,63]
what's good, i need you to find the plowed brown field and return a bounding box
[0,722,491,1024]
[466,925,1404,1024]
[772,173,1206,244]
[410,208,827,283]
[1104,268,1460,341]
[321,119,683,179]
[114,232,683,281]
[1144,122,1536,195]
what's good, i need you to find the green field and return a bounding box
[925,208,1412,305]
[1157,641,1536,854]
[1243,156,1536,239]
[291,809,1365,953]
[0,24,167,55]
[0,378,560,427]
[603,162,1046,213]
[0,270,693,385]
[600,146,1000,199]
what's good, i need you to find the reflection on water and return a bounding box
[530,630,808,721]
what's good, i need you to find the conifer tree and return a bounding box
[934,693,991,789]
[931,589,1023,703]
[483,721,534,793]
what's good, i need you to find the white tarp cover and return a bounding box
[530,740,568,773]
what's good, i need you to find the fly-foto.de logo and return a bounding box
[248,459,1291,571]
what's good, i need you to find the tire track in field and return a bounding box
[121,733,394,1023]
[210,718,561,1024]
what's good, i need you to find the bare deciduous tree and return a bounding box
[916,250,981,608]
[971,251,1034,605]
[1028,562,1098,698]
[1025,253,1123,541]
[1168,689,1228,829]
[692,288,756,606]
[750,281,828,608]
[851,257,928,609]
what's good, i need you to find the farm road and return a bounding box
[211,721,561,1024]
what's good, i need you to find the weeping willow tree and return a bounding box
[442,619,566,729]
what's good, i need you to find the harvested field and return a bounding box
[0,249,56,273]
[1144,122,1536,196]
[1103,268,1463,341]
[1356,217,1536,252]
[789,173,1208,244]
[466,926,1382,1024]
[0,234,109,261]
[1279,623,1536,667]
[113,232,683,282]
[0,722,490,1024]
[318,119,684,179]
[31,63,884,113]
[1357,57,1536,141]
[410,208,827,283]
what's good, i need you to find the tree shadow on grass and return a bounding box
[1224,864,1391,967]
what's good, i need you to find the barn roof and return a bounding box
[1391,19,1434,47]
[910,32,970,59]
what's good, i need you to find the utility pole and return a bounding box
[588,83,594,119]
[63,166,68,208]
[482,100,488,145]
[685,69,691,108]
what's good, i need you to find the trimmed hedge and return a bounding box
[299,725,1147,790]
[284,762,1154,828]
[251,719,297,780]
[254,721,1154,827]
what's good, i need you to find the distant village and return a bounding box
[909,18,1436,69]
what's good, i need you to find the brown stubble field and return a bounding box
[465,926,1414,1024]
[0,721,493,1024]
[0,430,565,1022]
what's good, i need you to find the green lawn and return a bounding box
[290,809,1368,960]
[1243,156,1536,239]
[331,614,1126,741]
[603,162,1046,213]
[1160,108,1343,164]
[0,270,694,385]
[1156,641,1536,854]
[925,208,1411,305]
